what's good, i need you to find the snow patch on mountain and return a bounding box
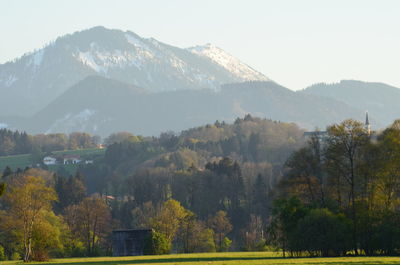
[0,123,8,129]
[75,42,155,73]
[33,49,44,66]
[187,44,268,81]
[45,113,71,134]
[26,49,45,68]
[125,33,152,52]
[46,109,96,134]
[78,50,107,73]
[0,75,18,87]
[0,26,273,117]
[76,109,96,121]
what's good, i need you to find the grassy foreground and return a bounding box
[2,252,400,265]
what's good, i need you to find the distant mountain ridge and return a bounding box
[301,80,400,126]
[0,26,269,116]
[10,77,368,137]
[0,26,398,136]
[1,76,395,136]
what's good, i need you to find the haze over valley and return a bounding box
[0,26,398,136]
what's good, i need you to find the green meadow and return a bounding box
[2,252,400,265]
[0,148,105,173]
[0,154,31,172]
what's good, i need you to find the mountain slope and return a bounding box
[301,80,400,126]
[19,77,367,136]
[187,44,266,81]
[222,82,366,130]
[0,26,269,116]
[26,76,148,134]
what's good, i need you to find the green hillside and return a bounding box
[0,154,31,172]
[0,148,105,173]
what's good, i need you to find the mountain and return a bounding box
[1,26,393,136]
[301,80,400,126]
[222,82,365,130]
[17,77,366,137]
[0,26,269,116]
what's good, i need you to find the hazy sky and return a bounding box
[1,0,399,90]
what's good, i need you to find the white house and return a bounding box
[43,156,57,165]
[63,155,81,165]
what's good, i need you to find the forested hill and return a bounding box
[101,114,304,173]
[0,115,305,257]
[75,115,304,230]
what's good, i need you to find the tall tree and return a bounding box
[376,120,400,210]
[151,199,188,244]
[325,119,369,255]
[65,195,111,255]
[252,174,270,219]
[0,183,5,197]
[207,210,233,251]
[284,134,326,206]
[3,175,57,262]
[54,173,86,213]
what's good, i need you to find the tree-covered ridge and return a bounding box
[0,129,99,156]
[80,116,304,236]
[103,115,304,172]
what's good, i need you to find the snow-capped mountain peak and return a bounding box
[187,44,269,82]
[0,26,271,116]
[124,32,152,52]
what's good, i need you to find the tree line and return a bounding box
[268,119,400,256]
[0,168,236,261]
[0,129,100,156]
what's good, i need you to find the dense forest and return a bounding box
[0,115,304,261]
[269,119,400,256]
[0,115,400,261]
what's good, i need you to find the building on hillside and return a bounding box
[303,130,328,142]
[112,229,152,256]
[63,154,81,165]
[43,156,57,165]
[304,112,372,141]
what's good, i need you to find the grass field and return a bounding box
[0,154,31,172]
[0,148,105,173]
[2,252,400,265]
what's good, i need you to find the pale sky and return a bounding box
[1,0,399,90]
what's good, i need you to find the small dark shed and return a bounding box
[112,229,152,256]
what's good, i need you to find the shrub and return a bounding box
[221,237,232,252]
[11,252,21,261]
[296,208,351,256]
[0,245,5,261]
[144,231,171,255]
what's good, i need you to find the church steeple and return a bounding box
[365,111,371,135]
